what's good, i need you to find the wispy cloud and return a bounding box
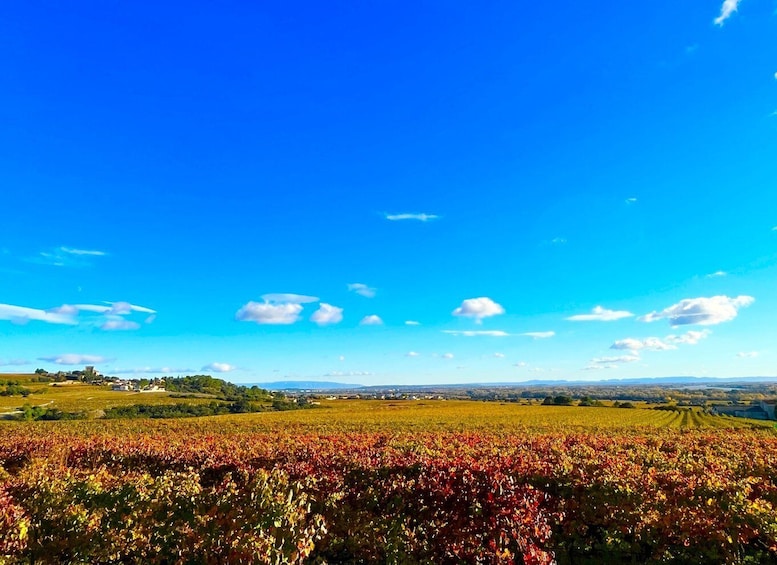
[0,303,77,325]
[100,319,141,331]
[611,337,676,352]
[110,366,194,375]
[625,197,638,204]
[311,303,344,325]
[405,351,420,357]
[347,283,376,298]
[566,306,634,322]
[385,213,439,222]
[30,246,108,267]
[714,0,741,26]
[442,352,454,359]
[443,330,510,337]
[324,370,373,377]
[640,295,754,326]
[452,297,505,323]
[665,330,711,345]
[405,320,421,326]
[584,354,640,370]
[737,351,759,358]
[202,362,236,373]
[611,329,710,353]
[360,314,384,326]
[38,354,112,365]
[706,270,728,278]
[0,359,30,367]
[60,246,107,257]
[41,301,155,331]
[521,331,555,339]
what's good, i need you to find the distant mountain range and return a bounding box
[251,381,363,391]
[248,375,777,391]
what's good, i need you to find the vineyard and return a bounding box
[1,400,776,564]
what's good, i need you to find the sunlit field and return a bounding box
[2,399,776,564]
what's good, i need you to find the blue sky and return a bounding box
[1,0,776,384]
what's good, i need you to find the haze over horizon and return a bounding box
[2,1,776,385]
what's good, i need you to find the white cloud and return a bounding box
[514,361,527,367]
[260,293,319,304]
[0,303,77,325]
[610,337,676,352]
[452,297,505,323]
[324,371,373,377]
[236,301,303,324]
[590,354,641,365]
[665,329,711,345]
[100,319,141,331]
[202,362,236,373]
[106,301,156,315]
[706,271,728,278]
[338,355,346,362]
[640,295,754,326]
[31,246,107,267]
[566,306,634,322]
[405,320,421,326]
[442,352,454,359]
[347,283,376,298]
[714,0,741,25]
[60,246,107,256]
[310,303,344,325]
[443,330,510,337]
[406,351,420,357]
[50,302,156,316]
[521,331,555,339]
[584,364,617,371]
[385,213,439,222]
[0,359,30,367]
[550,237,567,245]
[625,197,638,204]
[360,315,384,326]
[38,354,111,365]
[493,352,505,358]
[111,366,193,375]
[737,351,759,358]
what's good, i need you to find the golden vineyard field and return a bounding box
[2,400,777,564]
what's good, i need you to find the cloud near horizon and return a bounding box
[38,354,112,365]
[360,314,384,326]
[640,295,754,326]
[202,362,236,373]
[0,358,30,367]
